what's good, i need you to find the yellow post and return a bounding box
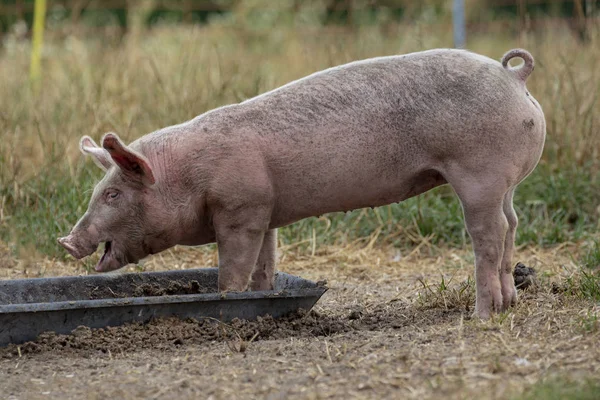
[29,0,47,90]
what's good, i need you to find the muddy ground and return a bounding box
[0,243,599,399]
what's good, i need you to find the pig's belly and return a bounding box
[269,168,447,229]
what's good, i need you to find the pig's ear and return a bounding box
[101,132,156,185]
[80,136,112,171]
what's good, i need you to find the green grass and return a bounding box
[517,377,600,400]
[562,241,600,301]
[580,240,600,270]
[575,269,600,301]
[0,160,100,258]
[415,274,475,311]
[1,8,599,260]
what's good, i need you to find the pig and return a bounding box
[58,48,546,319]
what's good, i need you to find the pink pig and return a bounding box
[58,48,546,319]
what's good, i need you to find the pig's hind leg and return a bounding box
[250,229,277,291]
[500,187,518,309]
[446,170,511,319]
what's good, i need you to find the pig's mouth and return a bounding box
[98,241,113,268]
[95,240,131,272]
[59,234,140,273]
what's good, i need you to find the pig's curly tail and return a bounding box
[501,49,534,82]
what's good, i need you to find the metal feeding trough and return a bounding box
[0,268,328,347]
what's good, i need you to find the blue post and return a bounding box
[453,0,466,48]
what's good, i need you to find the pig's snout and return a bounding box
[58,235,96,260]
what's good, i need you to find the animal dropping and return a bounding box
[58,48,546,319]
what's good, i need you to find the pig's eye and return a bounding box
[106,191,120,200]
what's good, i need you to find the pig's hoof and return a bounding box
[501,275,518,311]
[473,306,491,320]
[218,283,249,293]
[473,279,503,320]
[501,285,518,310]
[250,280,274,291]
[474,291,503,320]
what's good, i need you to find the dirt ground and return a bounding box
[1,242,599,400]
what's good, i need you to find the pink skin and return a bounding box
[58,48,546,319]
[58,135,179,272]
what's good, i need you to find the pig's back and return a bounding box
[236,48,516,139]
[199,49,542,227]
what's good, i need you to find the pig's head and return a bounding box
[58,133,158,272]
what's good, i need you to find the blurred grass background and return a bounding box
[0,0,599,261]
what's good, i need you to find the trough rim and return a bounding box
[0,287,328,314]
[0,267,329,314]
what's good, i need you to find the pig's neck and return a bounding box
[133,111,232,249]
[143,154,214,250]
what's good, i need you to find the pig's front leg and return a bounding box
[214,210,269,292]
[250,229,277,291]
